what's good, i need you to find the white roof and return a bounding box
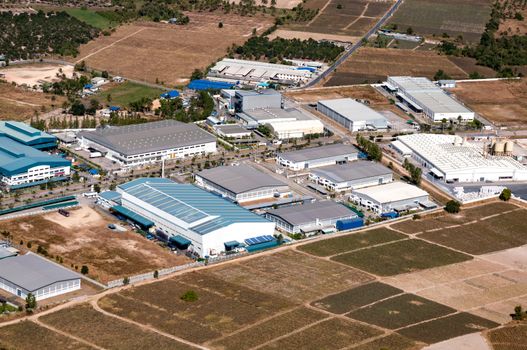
[354,181,428,204]
[268,119,324,133]
[318,98,388,122]
[391,140,413,155]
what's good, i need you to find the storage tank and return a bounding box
[493,141,505,155]
[336,217,364,231]
[505,140,514,154]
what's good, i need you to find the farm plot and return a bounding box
[40,304,194,350]
[312,282,403,314]
[324,48,468,86]
[259,317,383,350]
[487,324,527,350]
[387,0,493,42]
[209,250,373,303]
[332,238,472,276]
[72,13,273,86]
[347,293,456,329]
[298,228,406,257]
[397,312,498,344]
[451,79,527,127]
[1,205,188,283]
[352,333,420,350]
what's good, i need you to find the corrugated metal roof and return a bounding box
[318,98,388,123]
[353,181,429,204]
[0,121,56,146]
[266,201,356,226]
[278,144,359,163]
[311,161,392,183]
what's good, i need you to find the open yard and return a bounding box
[0,81,65,120]
[2,205,189,283]
[324,47,469,86]
[450,79,527,127]
[285,84,389,105]
[0,63,74,87]
[71,13,273,86]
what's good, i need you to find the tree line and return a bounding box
[356,135,382,162]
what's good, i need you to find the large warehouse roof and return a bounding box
[318,98,387,122]
[0,253,80,292]
[239,107,313,123]
[78,120,215,156]
[0,121,56,148]
[311,161,391,183]
[266,201,355,226]
[278,144,358,163]
[197,164,287,194]
[118,178,270,235]
[353,181,428,204]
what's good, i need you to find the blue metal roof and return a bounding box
[118,178,270,235]
[109,106,120,111]
[0,121,56,148]
[0,136,71,177]
[187,80,235,91]
[98,191,121,202]
[160,90,180,99]
[111,205,155,228]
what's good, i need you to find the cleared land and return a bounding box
[2,206,188,283]
[324,47,469,85]
[331,238,472,276]
[72,13,273,85]
[284,84,389,104]
[269,29,360,43]
[451,79,527,127]
[0,81,65,120]
[0,63,74,86]
[94,81,164,107]
[487,323,527,350]
[387,0,493,42]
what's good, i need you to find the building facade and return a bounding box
[309,162,393,192]
[317,99,389,132]
[277,144,359,171]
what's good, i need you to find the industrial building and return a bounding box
[264,201,358,234]
[78,120,216,168]
[317,98,389,132]
[350,181,431,214]
[397,134,527,182]
[386,76,474,122]
[0,121,57,150]
[277,144,359,171]
[209,59,314,85]
[234,90,282,111]
[0,253,81,300]
[0,135,71,189]
[214,125,252,139]
[309,161,393,192]
[116,178,276,257]
[195,164,291,204]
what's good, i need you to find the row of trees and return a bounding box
[403,158,422,185]
[156,91,214,123]
[356,135,382,161]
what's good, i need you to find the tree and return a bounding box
[434,69,451,81]
[180,290,198,302]
[153,270,159,278]
[101,70,109,78]
[190,69,204,81]
[218,22,223,28]
[445,200,461,214]
[70,100,86,116]
[512,305,526,320]
[406,26,414,35]
[80,265,89,275]
[499,188,512,201]
[25,293,37,310]
[123,276,130,285]
[93,184,101,193]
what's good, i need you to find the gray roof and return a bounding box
[266,201,356,226]
[0,253,80,292]
[235,89,281,97]
[242,107,314,122]
[78,120,216,156]
[278,144,359,163]
[318,98,388,122]
[310,161,391,183]
[196,164,287,194]
[215,124,251,135]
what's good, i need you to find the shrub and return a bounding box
[180,290,198,302]
[444,200,461,214]
[499,188,512,201]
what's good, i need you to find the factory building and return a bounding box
[214,125,252,139]
[265,201,358,234]
[396,134,527,182]
[195,164,291,204]
[350,181,431,214]
[234,90,282,112]
[277,144,359,171]
[116,178,275,257]
[317,98,389,132]
[0,121,57,150]
[0,253,81,300]
[309,161,393,192]
[387,76,474,122]
[78,120,216,168]
[0,136,71,189]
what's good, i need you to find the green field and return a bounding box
[96,82,165,108]
[331,238,472,276]
[65,8,113,29]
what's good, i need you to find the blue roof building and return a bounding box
[160,90,180,99]
[0,121,57,150]
[187,80,235,91]
[117,178,275,256]
[109,106,120,112]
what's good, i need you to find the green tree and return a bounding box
[25,293,37,310]
[218,22,223,28]
[499,188,512,201]
[445,200,461,214]
[80,265,89,275]
[180,290,198,302]
[123,276,130,285]
[153,270,159,278]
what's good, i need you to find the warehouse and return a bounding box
[309,161,393,192]
[0,253,81,300]
[234,90,282,111]
[0,121,57,150]
[277,144,359,171]
[195,164,291,203]
[350,181,431,214]
[214,125,252,139]
[116,178,275,257]
[264,201,358,234]
[78,120,216,168]
[387,76,474,122]
[317,98,389,132]
[397,134,527,182]
[0,136,71,189]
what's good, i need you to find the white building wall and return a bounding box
[1,164,70,187]
[0,277,80,300]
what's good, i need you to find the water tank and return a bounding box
[505,140,514,154]
[493,141,505,155]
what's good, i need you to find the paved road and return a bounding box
[303,0,404,88]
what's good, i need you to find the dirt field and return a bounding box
[71,13,273,85]
[450,79,527,127]
[324,47,469,86]
[231,0,302,8]
[2,206,189,283]
[268,28,360,43]
[0,64,74,86]
[487,323,527,350]
[284,84,389,105]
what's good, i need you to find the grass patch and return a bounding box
[96,81,164,108]
[312,282,403,314]
[298,228,406,257]
[332,239,472,276]
[398,312,498,344]
[64,8,113,29]
[348,293,456,329]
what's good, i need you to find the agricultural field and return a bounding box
[94,81,165,108]
[352,334,420,350]
[71,13,273,86]
[323,47,469,86]
[450,79,527,127]
[387,0,493,42]
[487,323,527,350]
[1,205,188,283]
